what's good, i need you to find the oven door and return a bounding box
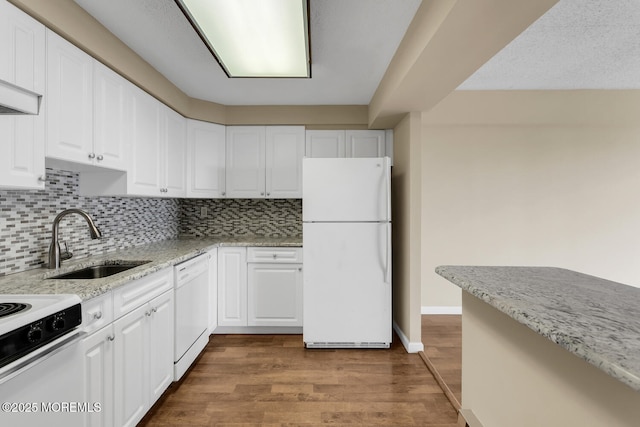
[0,332,85,427]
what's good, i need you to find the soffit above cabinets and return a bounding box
[72,0,421,106]
[458,0,640,90]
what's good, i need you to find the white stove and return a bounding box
[0,294,82,370]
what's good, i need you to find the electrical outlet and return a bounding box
[200,206,208,218]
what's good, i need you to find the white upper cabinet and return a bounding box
[187,119,226,198]
[45,30,93,165]
[127,87,185,197]
[305,130,388,159]
[305,130,345,158]
[226,125,304,199]
[345,130,386,158]
[46,31,128,171]
[93,61,128,170]
[162,104,187,197]
[0,1,46,189]
[128,84,162,196]
[266,126,305,198]
[226,126,266,198]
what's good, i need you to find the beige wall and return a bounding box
[392,112,423,348]
[422,90,640,308]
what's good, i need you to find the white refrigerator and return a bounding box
[302,157,392,348]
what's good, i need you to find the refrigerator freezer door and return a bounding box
[303,157,391,222]
[303,222,392,347]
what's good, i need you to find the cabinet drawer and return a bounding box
[113,268,173,319]
[247,247,302,263]
[81,292,113,334]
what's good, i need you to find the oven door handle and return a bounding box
[0,330,84,385]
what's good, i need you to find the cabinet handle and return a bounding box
[88,152,96,159]
[107,335,115,342]
[93,311,103,320]
[96,154,104,161]
[38,175,47,182]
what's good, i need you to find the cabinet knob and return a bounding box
[298,267,302,272]
[273,254,277,259]
[88,152,96,159]
[107,335,115,342]
[96,154,104,161]
[152,307,158,313]
[38,175,47,182]
[222,192,226,196]
[145,310,152,317]
[93,311,103,320]
[260,192,264,196]
[266,193,270,196]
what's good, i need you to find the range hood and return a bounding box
[0,79,41,115]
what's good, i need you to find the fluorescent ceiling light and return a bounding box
[176,0,310,78]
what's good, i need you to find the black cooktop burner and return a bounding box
[0,302,31,318]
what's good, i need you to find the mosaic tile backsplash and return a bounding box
[0,168,180,276]
[179,199,302,238]
[0,169,302,276]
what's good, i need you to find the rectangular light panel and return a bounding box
[176,0,310,78]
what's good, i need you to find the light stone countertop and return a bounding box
[435,265,640,393]
[0,237,302,301]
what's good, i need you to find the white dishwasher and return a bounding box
[174,254,209,380]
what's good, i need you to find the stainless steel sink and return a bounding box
[49,261,151,280]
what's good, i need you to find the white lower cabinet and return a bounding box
[113,289,174,427]
[82,324,114,427]
[217,247,247,327]
[208,247,218,333]
[247,263,303,327]
[81,268,174,427]
[217,247,302,331]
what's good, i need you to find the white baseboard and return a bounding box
[393,321,424,353]
[421,306,462,315]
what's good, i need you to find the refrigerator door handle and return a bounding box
[385,223,391,284]
[385,157,391,220]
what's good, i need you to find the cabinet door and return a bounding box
[0,1,45,189]
[217,247,247,326]
[148,290,174,406]
[93,61,127,171]
[113,303,148,427]
[128,86,162,196]
[82,325,114,427]
[345,130,385,158]
[163,106,186,197]
[304,130,345,158]
[226,126,265,198]
[247,263,303,327]
[266,126,305,198]
[187,119,226,198]
[46,30,93,164]
[208,248,218,333]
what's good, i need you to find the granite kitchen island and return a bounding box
[436,266,640,427]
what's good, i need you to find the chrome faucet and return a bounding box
[48,208,102,269]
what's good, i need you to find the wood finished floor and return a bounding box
[140,334,459,426]
[421,315,462,405]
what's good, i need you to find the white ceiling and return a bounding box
[458,0,640,90]
[73,0,421,105]
[73,0,640,106]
